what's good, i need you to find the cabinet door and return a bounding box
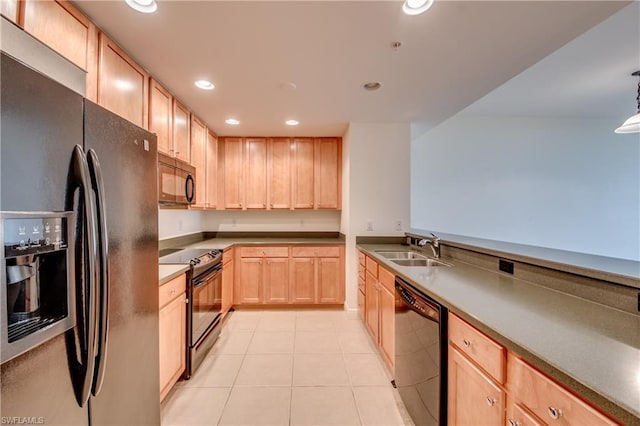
[22,0,98,100]
[268,138,291,209]
[357,288,365,322]
[172,100,190,163]
[222,260,234,315]
[449,346,504,426]
[317,257,343,304]
[190,116,207,206]
[292,138,314,209]
[205,130,218,208]
[506,399,545,426]
[159,294,185,400]
[264,258,289,303]
[244,138,267,209]
[222,137,244,209]
[0,0,18,23]
[314,138,340,209]
[149,79,172,156]
[290,258,315,304]
[97,33,148,128]
[364,272,379,339]
[379,285,395,369]
[237,258,262,304]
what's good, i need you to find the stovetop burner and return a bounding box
[159,248,222,266]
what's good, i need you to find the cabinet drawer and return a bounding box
[507,354,617,426]
[365,256,378,278]
[358,251,366,266]
[240,246,289,258]
[223,247,234,264]
[159,274,186,308]
[449,313,505,384]
[291,246,341,258]
[378,267,395,293]
[358,263,365,280]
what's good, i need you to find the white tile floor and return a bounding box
[161,309,413,426]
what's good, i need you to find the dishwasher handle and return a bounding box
[396,281,440,323]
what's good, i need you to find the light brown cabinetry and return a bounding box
[314,137,341,209]
[190,116,207,207]
[172,100,190,163]
[159,274,186,401]
[292,138,315,209]
[268,138,292,209]
[220,137,244,209]
[21,0,98,101]
[290,246,344,304]
[507,353,617,426]
[148,79,173,155]
[97,33,148,128]
[236,247,289,305]
[244,138,268,209]
[449,344,505,425]
[205,130,218,208]
[221,248,234,316]
[361,254,394,369]
[1,0,18,23]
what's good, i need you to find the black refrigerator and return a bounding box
[0,44,160,424]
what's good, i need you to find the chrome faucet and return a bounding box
[418,233,441,258]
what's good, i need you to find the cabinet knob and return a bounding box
[169,288,176,295]
[263,203,266,207]
[463,339,471,348]
[485,397,496,407]
[270,203,273,208]
[547,406,562,420]
[507,419,520,426]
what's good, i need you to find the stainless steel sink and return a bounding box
[375,251,428,260]
[390,258,451,267]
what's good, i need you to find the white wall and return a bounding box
[202,210,341,232]
[342,123,411,310]
[158,209,204,240]
[411,116,640,261]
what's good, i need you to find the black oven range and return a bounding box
[159,248,223,378]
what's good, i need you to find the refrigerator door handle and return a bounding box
[65,145,100,407]
[87,149,110,397]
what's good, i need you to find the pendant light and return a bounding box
[614,71,640,134]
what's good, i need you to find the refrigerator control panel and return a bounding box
[3,214,69,258]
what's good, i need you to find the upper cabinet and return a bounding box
[1,0,18,23]
[292,138,315,209]
[97,33,148,128]
[21,0,98,101]
[216,136,341,211]
[205,130,218,208]
[314,137,340,209]
[148,79,173,155]
[190,116,207,207]
[172,100,190,163]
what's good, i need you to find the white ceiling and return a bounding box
[461,2,640,119]
[73,0,629,137]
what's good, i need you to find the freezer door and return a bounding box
[0,52,87,424]
[83,101,160,425]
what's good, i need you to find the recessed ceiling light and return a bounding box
[285,120,299,126]
[225,118,240,125]
[363,82,382,91]
[125,0,157,14]
[402,0,434,15]
[195,80,215,90]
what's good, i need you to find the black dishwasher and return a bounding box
[394,277,448,426]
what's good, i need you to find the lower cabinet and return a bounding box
[235,245,344,305]
[448,313,620,426]
[158,274,186,401]
[361,253,395,369]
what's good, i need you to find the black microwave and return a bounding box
[158,153,195,205]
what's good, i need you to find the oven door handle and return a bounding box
[193,266,222,288]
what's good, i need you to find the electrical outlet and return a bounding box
[499,259,514,274]
[366,220,373,232]
[394,220,402,231]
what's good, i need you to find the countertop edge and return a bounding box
[159,265,190,285]
[357,244,638,425]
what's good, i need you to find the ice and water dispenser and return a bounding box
[1,212,76,362]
